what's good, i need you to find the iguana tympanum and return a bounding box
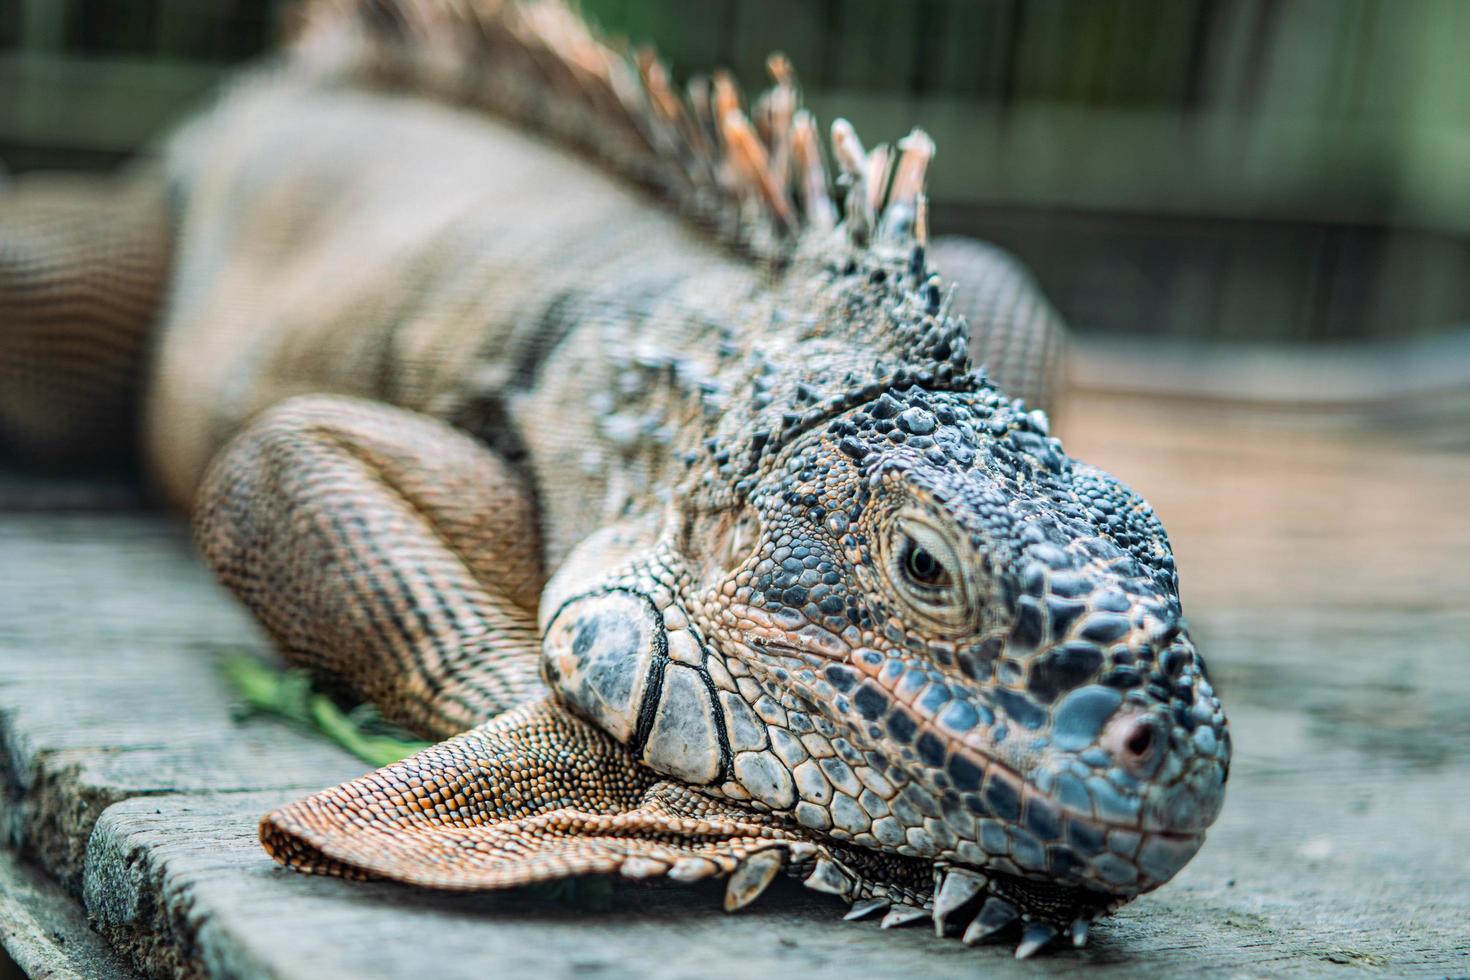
[0,0,1229,959]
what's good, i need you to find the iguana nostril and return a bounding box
[1100,709,1164,775]
[1122,717,1156,762]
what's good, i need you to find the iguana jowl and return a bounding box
[0,0,1229,959]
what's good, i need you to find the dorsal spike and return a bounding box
[863,143,892,222]
[712,69,742,125]
[830,118,872,244]
[686,73,717,148]
[292,0,940,262]
[830,117,868,179]
[888,128,934,212]
[721,109,796,230]
[636,48,682,126]
[791,111,836,229]
[766,51,795,86]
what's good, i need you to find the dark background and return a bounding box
[2,0,1468,345]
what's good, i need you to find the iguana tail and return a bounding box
[0,169,172,466]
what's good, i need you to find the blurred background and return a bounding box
[4,0,1466,580]
[1,3,1468,975]
[2,0,1469,344]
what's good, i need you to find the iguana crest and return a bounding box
[291,0,942,266]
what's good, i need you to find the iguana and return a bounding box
[0,0,1228,960]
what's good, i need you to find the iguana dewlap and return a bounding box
[0,0,1228,959]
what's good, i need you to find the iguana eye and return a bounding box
[901,539,951,588]
[883,510,976,633]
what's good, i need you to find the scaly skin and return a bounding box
[526,237,1230,949]
[0,0,1226,959]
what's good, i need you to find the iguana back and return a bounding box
[148,71,732,514]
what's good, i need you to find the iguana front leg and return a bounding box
[194,393,545,738]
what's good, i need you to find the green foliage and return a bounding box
[222,653,432,767]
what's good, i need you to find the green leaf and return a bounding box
[220,652,431,766]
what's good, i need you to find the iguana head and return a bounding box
[541,237,1230,950]
[689,382,1226,859]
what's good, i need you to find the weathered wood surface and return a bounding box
[2,346,1469,978]
[0,846,136,978]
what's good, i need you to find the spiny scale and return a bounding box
[802,858,852,897]
[962,897,1020,946]
[1015,921,1061,960]
[879,906,928,930]
[844,898,889,921]
[618,856,667,879]
[723,849,784,911]
[667,856,720,882]
[932,867,987,935]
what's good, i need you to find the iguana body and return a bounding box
[0,0,1226,960]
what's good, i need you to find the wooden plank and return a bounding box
[0,514,369,892]
[78,736,1470,980]
[0,846,138,975]
[1070,328,1470,407]
[1062,357,1470,613]
[0,470,145,512]
[0,846,138,979]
